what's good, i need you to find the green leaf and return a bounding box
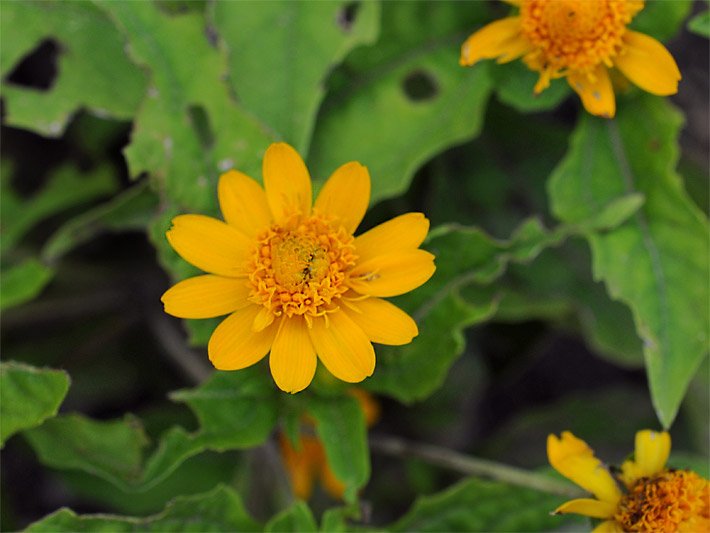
[548,96,709,427]
[265,501,318,533]
[24,368,280,491]
[367,219,565,402]
[25,414,150,486]
[0,362,69,446]
[1,164,117,254]
[0,258,53,311]
[25,485,260,532]
[212,1,380,154]
[493,60,571,113]
[389,477,577,532]
[688,10,710,37]
[308,1,494,204]
[0,1,146,136]
[307,393,369,503]
[43,181,159,263]
[98,1,273,212]
[631,0,693,42]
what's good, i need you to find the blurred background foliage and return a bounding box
[1,0,708,531]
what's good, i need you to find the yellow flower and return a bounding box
[548,430,710,532]
[161,143,435,393]
[280,388,380,500]
[460,0,681,118]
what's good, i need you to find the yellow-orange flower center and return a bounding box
[520,0,643,78]
[247,213,357,318]
[615,469,710,532]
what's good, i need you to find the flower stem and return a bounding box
[369,435,584,498]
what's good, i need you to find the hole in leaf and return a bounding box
[5,39,60,90]
[337,2,360,31]
[187,105,214,150]
[402,70,439,102]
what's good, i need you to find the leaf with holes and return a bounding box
[0,362,70,446]
[97,0,274,213]
[212,0,380,155]
[548,95,709,428]
[0,1,146,136]
[389,477,578,532]
[25,485,260,532]
[308,1,494,203]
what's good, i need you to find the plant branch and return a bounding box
[369,434,585,498]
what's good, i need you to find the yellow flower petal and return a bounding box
[208,305,278,370]
[567,65,616,119]
[309,311,375,383]
[166,214,251,277]
[460,17,531,67]
[620,430,671,487]
[263,142,312,220]
[161,275,250,319]
[314,161,371,234]
[269,316,317,394]
[547,432,622,505]
[218,170,272,237]
[343,297,418,346]
[592,520,625,533]
[615,31,681,96]
[553,498,617,519]
[354,212,430,264]
[348,250,436,298]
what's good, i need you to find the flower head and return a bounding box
[161,143,435,393]
[460,0,681,118]
[548,429,710,532]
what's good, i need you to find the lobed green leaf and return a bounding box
[548,95,709,427]
[0,362,69,446]
[25,485,260,532]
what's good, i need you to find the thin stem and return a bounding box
[370,435,584,498]
[148,313,211,385]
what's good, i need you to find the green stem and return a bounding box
[369,435,585,498]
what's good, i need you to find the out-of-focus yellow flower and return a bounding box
[280,389,380,500]
[548,429,709,532]
[161,142,435,393]
[460,0,681,118]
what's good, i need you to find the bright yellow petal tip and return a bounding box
[163,142,434,393]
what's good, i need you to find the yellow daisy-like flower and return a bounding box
[460,0,681,118]
[280,388,380,500]
[161,143,435,393]
[548,429,710,532]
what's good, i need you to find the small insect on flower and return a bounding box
[548,429,709,532]
[161,142,435,393]
[460,0,681,118]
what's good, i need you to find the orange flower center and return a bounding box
[520,0,643,75]
[247,213,357,318]
[615,469,710,532]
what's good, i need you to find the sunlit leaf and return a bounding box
[25,485,260,532]
[548,95,709,428]
[98,0,273,212]
[0,1,146,136]
[213,0,380,154]
[308,1,494,204]
[0,362,69,446]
